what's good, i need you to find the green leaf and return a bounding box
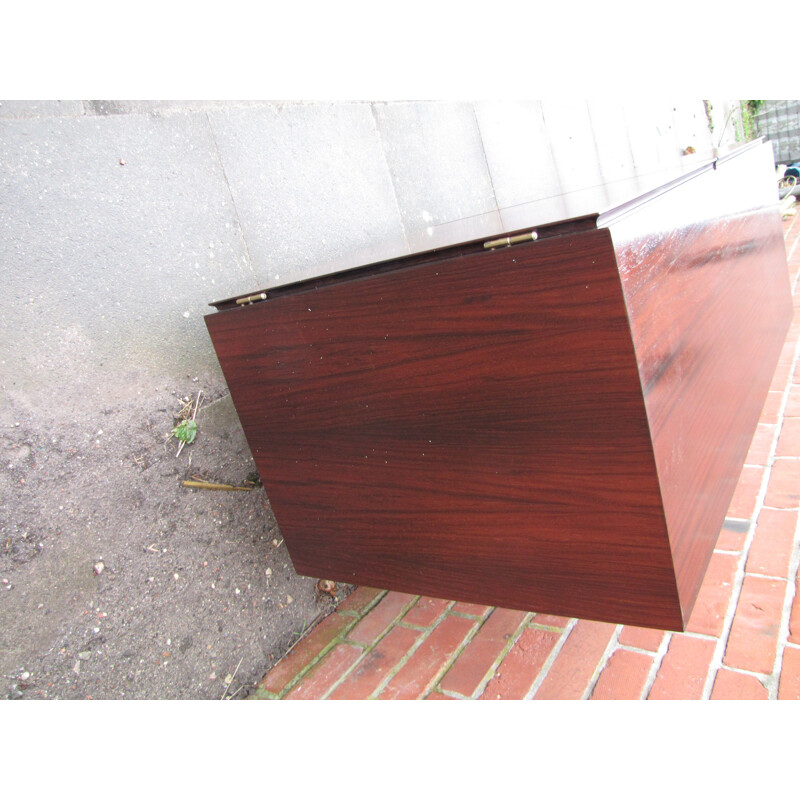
[172,419,197,444]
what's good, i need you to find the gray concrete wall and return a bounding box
[0,99,739,422]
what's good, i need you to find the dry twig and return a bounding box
[182,480,253,491]
[221,656,244,700]
[176,391,203,457]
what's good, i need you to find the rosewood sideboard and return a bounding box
[205,140,791,631]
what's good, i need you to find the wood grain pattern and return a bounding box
[612,179,792,623]
[205,141,792,631]
[207,228,684,630]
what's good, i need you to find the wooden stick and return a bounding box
[182,480,253,491]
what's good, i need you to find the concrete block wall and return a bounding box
[0,99,737,420]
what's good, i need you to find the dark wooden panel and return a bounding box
[613,204,792,622]
[205,141,792,632]
[206,228,685,629]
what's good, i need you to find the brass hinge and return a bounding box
[483,231,538,250]
[235,292,268,306]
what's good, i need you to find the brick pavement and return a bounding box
[253,208,800,700]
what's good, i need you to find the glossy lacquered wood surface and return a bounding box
[612,205,792,625]
[206,228,685,630]
[205,141,792,631]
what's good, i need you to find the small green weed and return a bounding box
[170,391,203,456]
[172,419,197,445]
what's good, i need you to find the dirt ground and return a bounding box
[0,375,352,700]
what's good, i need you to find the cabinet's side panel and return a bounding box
[206,228,683,630]
[612,144,792,623]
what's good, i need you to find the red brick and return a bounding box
[724,574,786,674]
[760,391,784,424]
[686,552,738,637]
[402,596,450,628]
[778,646,800,699]
[726,465,764,520]
[438,608,528,696]
[764,458,800,508]
[534,619,615,700]
[745,423,777,466]
[531,613,572,628]
[715,518,749,553]
[328,625,421,700]
[648,634,715,700]
[746,508,797,579]
[378,614,477,699]
[775,416,800,457]
[590,648,654,700]
[710,668,768,699]
[784,387,800,417]
[771,361,793,392]
[337,586,384,615]
[618,625,664,652]
[286,644,363,699]
[451,601,492,617]
[347,591,416,645]
[425,691,456,699]
[778,341,797,367]
[480,627,561,700]
[789,575,800,645]
[257,612,353,694]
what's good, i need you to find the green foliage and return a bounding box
[740,100,763,142]
[704,100,714,134]
[172,419,197,445]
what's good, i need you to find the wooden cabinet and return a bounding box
[205,141,791,630]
